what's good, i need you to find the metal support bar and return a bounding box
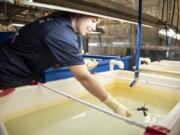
[26,0,162,28]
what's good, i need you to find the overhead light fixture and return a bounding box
[11,23,25,27]
[112,42,129,45]
[18,1,153,28]
[88,31,101,34]
[158,28,175,37]
[88,43,98,46]
[158,28,180,40]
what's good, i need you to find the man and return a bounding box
[0,12,131,117]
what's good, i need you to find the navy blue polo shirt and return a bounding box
[0,15,84,86]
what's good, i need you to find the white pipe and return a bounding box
[39,83,147,129]
[109,60,124,71]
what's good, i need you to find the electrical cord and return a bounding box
[162,0,165,21]
[175,0,179,45]
[170,0,176,27]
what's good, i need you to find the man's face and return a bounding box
[78,17,101,36]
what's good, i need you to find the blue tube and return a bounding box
[130,0,142,87]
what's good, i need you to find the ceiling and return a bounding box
[0,0,179,32]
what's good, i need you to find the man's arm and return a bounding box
[69,64,131,117]
[69,64,108,101]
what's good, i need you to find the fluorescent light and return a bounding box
[158,28,180,40]
[158,28,175,37]
[11,23,25,27]
[18,1,153,28]
[172,34,180,40]
[88,31,101,34]
[89,43,98,46]
[112,42,129,45]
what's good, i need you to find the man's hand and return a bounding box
[84,59,98,70]
[103,95,131,117]
[70,65,131,117]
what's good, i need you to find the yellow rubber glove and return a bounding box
[103,95,131,117]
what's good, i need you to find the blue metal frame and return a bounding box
[83,54,131,70]
[130,0,142,87]
[42,55,132,82]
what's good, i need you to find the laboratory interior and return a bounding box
[0,0,180,135]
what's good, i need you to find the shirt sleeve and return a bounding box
[44,25,84,67]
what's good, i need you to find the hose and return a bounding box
[130,0,142,87]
